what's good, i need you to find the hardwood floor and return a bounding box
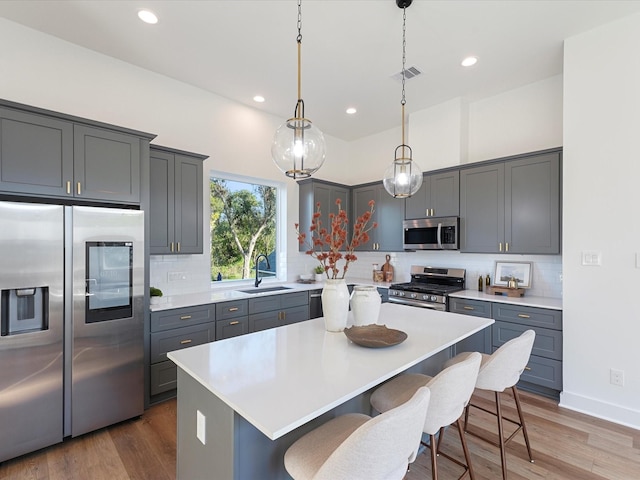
[1,389,638,479]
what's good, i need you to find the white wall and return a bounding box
[561,13,640,428]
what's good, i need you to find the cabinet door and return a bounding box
[249,311,281,333]
[0,107,73,197]
[504,152,560,254]
[281,304,310,325]
[352,186,377,251]
[375,184,405,251]
[73,124,140,204]
[404,176,430,219]
[430,170,460,217]
[149,150,175,254]
[174,154,203,254]
[449,298,492,355]
[460,163,504,253]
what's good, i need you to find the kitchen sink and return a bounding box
[237,286,293,294]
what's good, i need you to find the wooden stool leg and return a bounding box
[512,386,534,463]
[464,404,470,431]
[495,391,508,480]
[430,433,439,480]
[456,417,475,480]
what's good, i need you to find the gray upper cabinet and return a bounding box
[460,149,561,254]
[405,170,460,219]
[0,101,154,204]
[352,182,405,251]
[149,145,207,255]
[297,179,350,252]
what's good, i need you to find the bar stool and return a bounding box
[446,329,536,480]
[284,386,430,480]
[370,352,482,480]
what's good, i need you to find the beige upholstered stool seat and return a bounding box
[371,352,482,480]
[284,386,430,480]
[445,329,536,480]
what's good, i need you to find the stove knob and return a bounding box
[431,295,437,302]
[410,293,417,299]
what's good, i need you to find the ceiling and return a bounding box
[2,0,640,142]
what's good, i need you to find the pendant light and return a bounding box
[272,0,326,179]
[383,0,423,198]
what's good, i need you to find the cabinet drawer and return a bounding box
[150,304,215,332]
[280,291,309,309]
[493,304,562,330]
[216,300,248,320]
[520,355,562,391]
[150,360,177,395]
[216,317,249,340]
[249,311,281,333]
[150,323,215,363]
[493,321,562,361]
[449,298,492,318]
[249,295,281,315]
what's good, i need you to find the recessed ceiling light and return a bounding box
[461,56,478,67]
[138,10,158,25]
[346,107,357,115]
[253,95,265,103]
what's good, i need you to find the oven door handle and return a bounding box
[388,297,445,311]
[437,222,443,249]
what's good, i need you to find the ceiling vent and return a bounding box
[391,66,422,82]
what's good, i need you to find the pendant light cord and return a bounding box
[295,0,303,118]
[401,6,407,150]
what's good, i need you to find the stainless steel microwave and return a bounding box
[403,217,460,250]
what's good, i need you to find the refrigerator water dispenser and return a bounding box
[0,287,48,335]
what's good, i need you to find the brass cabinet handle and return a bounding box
[524,366,532,371]
[76,182,81,195]
[506,242,509,252]
[228,307,239,312]
[180,339,192,345]
[230,320,240,325]
[170,242,174,252]
[66,181,71,194]
[499,242,503,252]
[177,242,181,253]
[180,315,192,320]
[431,208,434,216]
[518,314,531,319]
[463,306,475,310]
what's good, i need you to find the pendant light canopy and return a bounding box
[272,0,326,179]
[383,0,423,198]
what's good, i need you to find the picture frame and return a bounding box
[493,261,532,288]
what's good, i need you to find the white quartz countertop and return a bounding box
[167,303,493,440]
[150,277,393,312]
[450,290,562,310]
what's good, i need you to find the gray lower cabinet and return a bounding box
[248,292,309,332]
[149,145,208,254]
[352,182,405,251]
[492,303,563,397]
[460,149,561,254]
[449,298,492,355]
[216,300,249,340]
[405,170,460,219]
[0,101,153,204]
[297,179,350,252]
[149,304,216,401]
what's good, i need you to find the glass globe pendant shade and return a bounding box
[272,116,326,179]
[383,145,423,198]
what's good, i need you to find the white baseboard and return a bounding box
[559,391,640,430]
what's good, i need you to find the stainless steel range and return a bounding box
[388,265,466,311]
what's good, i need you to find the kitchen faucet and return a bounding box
[254,254,270,288]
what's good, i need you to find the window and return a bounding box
[210,173,284,284]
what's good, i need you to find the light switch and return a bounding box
[581,251,601,266]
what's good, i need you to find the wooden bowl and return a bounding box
[343,324,407,348]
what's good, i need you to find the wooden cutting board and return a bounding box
[381,254,394,282]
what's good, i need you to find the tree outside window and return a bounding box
[210,177,277,282]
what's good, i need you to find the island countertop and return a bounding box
[168,302,493,440]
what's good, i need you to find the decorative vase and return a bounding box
[321,278,350,332]
[315,273,324,283]
[350,285,381,326]
[150,296,162,306]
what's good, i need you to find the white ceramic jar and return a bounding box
[350,285,381,326]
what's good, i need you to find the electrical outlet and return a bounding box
[582,251,602,266]
[196,410,206,444]
[610,368,624,387]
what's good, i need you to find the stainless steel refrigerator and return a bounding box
[0,201,144,462]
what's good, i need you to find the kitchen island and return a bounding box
[168,302,493,480]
